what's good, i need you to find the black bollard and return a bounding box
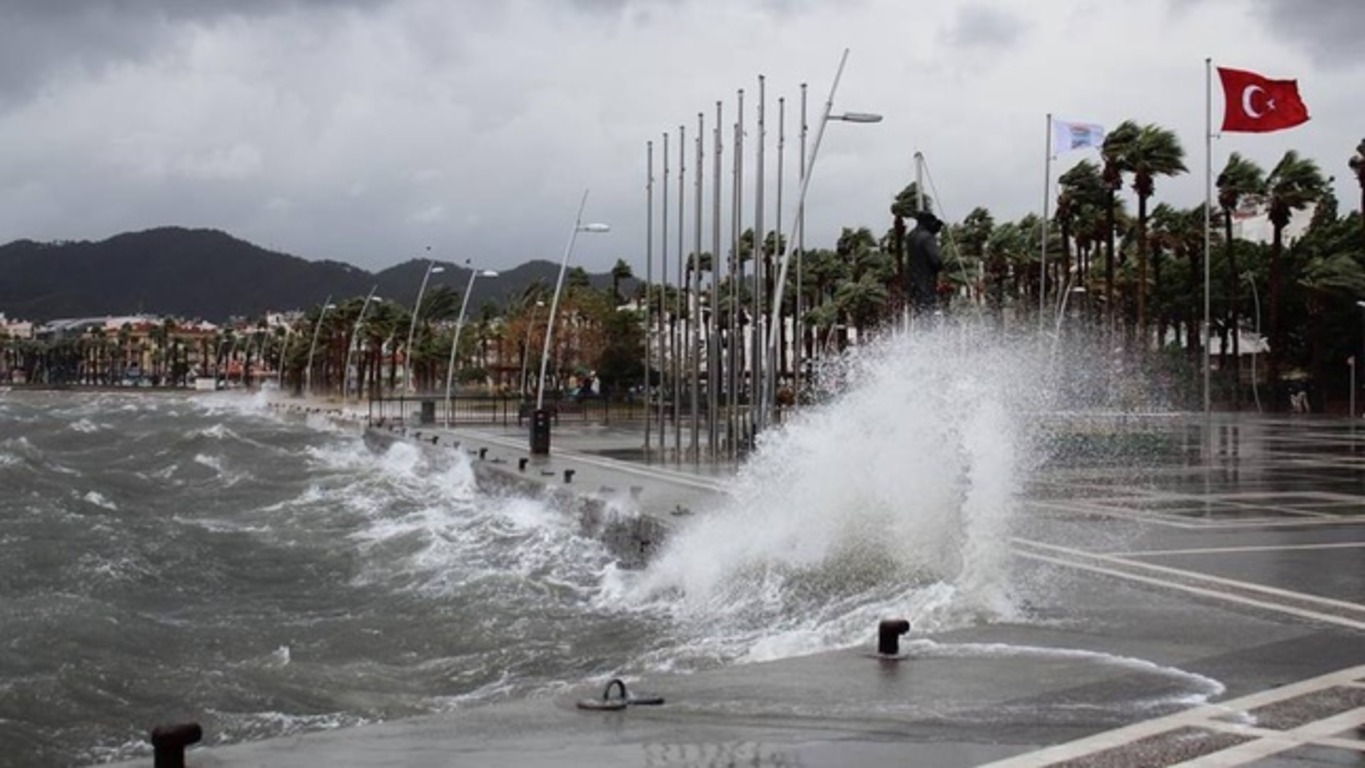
[150,722,202,768]
[518,457,529,472]
[564,469,576,483]
[878,619,911,656]
[478,447,488,460]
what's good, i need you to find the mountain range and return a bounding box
[0,227,635,323]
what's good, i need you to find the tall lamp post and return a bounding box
[532,189,610,454]
[403,253,445,394]
[342,286,381,401]
[763,48,880,429]
[304,297,335,398]
[443,263,500,427]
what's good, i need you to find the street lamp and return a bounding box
[343,286,381,401]
[443,263,500,427]
[304,296,335,398]
[403,253,445,394]
[764,48,880,428]
[532,189,610,454]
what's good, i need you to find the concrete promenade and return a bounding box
[107,410,1365,767]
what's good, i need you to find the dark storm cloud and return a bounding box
[1257,0,1365,67]
[948,3,1026,48]
[0,0,388,101]
[1174,0,1365,69]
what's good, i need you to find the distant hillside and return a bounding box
[0,227,636,322]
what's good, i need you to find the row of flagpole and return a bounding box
[641,76,802,461]
[643,66,828,461]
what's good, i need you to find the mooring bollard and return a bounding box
[518,457,529,472]
[478,447,488,460]
[878,618,911,656]
[564,469,576,483]
[150,722,202,768]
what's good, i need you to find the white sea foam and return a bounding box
[68,417,103,433]
[82,490,118,510]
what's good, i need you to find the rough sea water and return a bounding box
[0,324,1217,766]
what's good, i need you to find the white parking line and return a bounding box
[979,666,1365,767]
[1013,544,1365,632]
[1113,542,1365,558]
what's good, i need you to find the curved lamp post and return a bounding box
[304,297,335,398]
[532,190,610,454]
[342,286,381,401]
[403,253,445,394]
[763,48,880,430]
[443,264,499,427]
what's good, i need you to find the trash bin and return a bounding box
[530,408,551,455]
[419,400,436,425]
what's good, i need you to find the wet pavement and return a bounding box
[110,411,1365,767]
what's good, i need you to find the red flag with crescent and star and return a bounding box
[1217,67,1309,133]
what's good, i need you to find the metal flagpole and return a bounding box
[692,112,703,459]
[795,83,807,397]
[675,124,685,456]
[644,141,653,453]
[729,117,741,462]
[1040,113,1052,329]
[735,89,746,452]
[753,75,766,432]
[774,95,785,418]
[1204,57,1213,420]
[659,131,669,452]
[710,101,722,457]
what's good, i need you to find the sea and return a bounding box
[0,327,1214,766]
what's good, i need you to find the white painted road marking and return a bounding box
[979,665,1365,767]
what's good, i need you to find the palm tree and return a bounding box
[1057,161,1108,319]
[1216,153,1267,403]
[1265,150,1327,403]
[1125,122,1187,338]
[1101,120,1140,332]
[1351,138,1365,246]
[610,258,634,306]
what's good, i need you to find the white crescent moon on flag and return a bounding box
[1242,85,1267,119]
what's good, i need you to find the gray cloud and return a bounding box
[1259,0,1365,67]
[0,0,389,101]
[948,4,1026,48]
[1174,0,1365,68]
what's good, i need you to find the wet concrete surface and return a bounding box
[109,412,1365,767]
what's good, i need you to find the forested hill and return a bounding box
[0,227,628,322]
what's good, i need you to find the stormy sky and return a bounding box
[0,0,1360,274]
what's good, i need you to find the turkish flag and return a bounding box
[1217,67,1310,133]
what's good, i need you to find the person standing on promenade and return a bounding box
[905,211,944,317]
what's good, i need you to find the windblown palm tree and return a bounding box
[1350,138,1365,246]
[1265,150,1327,402]
[1101,120,1140,332]
[1124,123,1187,338]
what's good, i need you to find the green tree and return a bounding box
[1265,151,1327,402]
[1125,122,1187,336]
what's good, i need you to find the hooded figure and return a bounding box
[905,211,944,314]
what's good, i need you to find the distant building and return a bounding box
[0,313,34,340]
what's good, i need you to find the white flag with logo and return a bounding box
[1052,120,1105,154]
